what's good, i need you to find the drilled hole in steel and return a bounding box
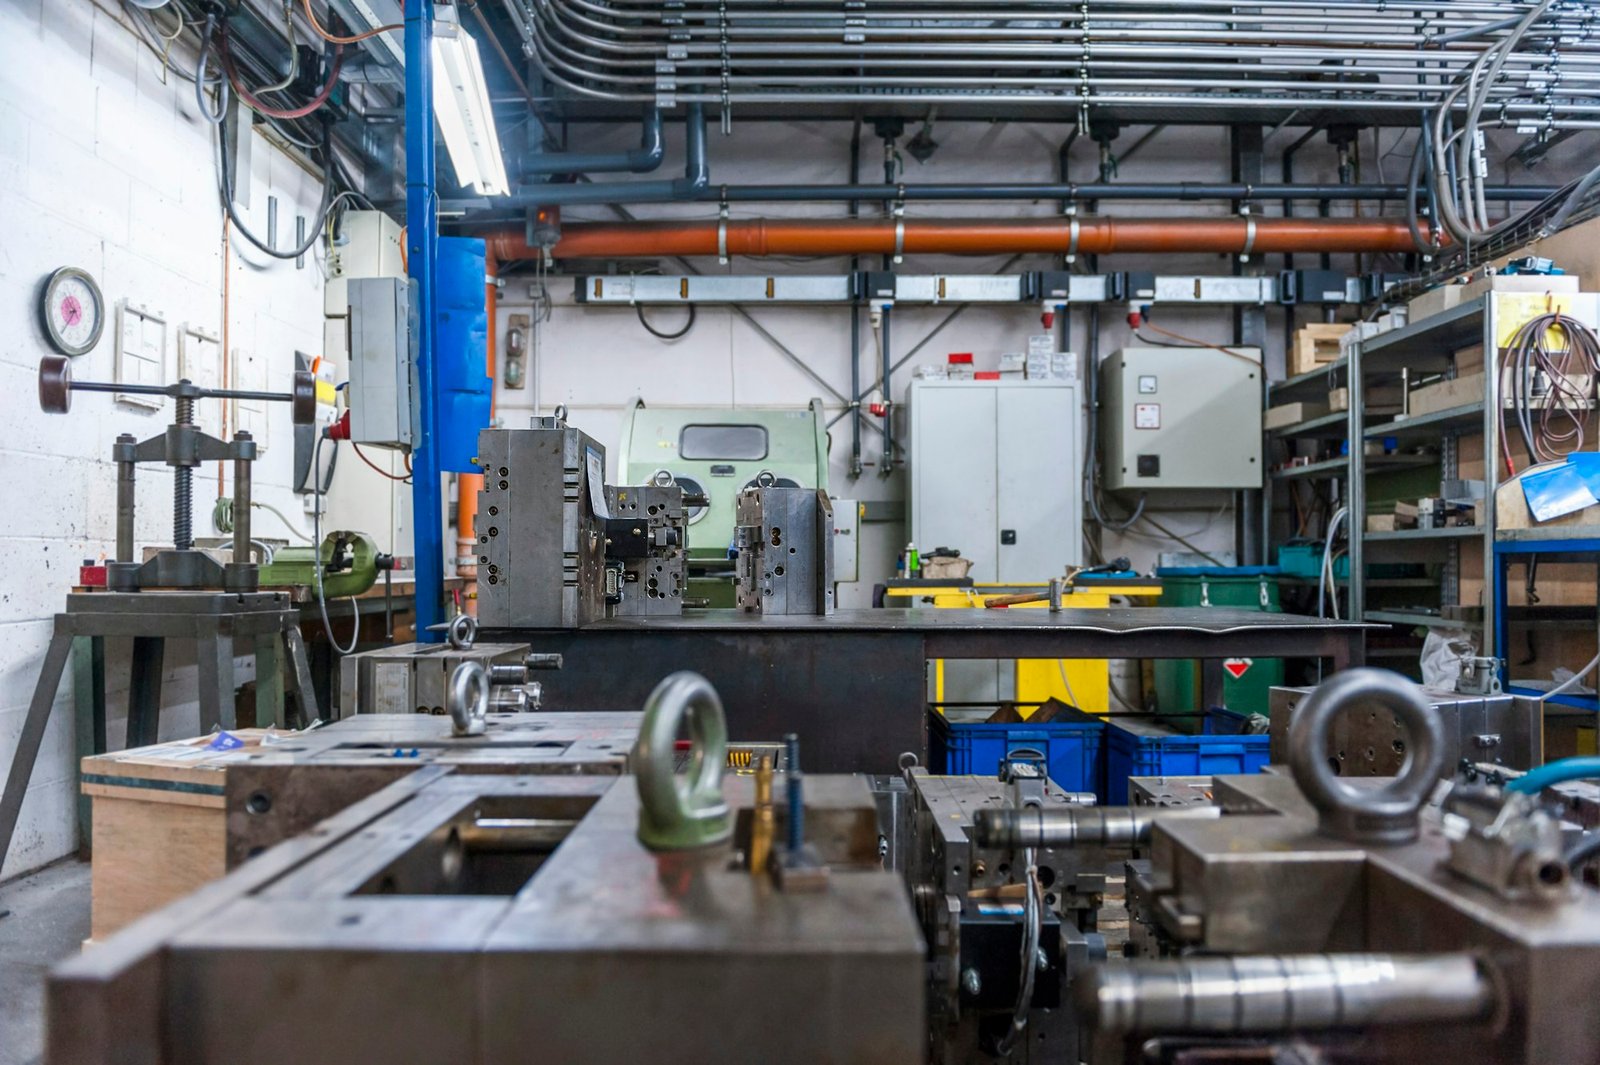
[246,791,272,815]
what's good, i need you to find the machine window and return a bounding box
[679,424,769,461]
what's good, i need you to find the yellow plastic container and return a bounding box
[882,581,1160,717]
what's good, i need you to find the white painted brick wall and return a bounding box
[0,0,327,879]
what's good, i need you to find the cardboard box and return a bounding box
[1407,272,1582,324]
[1366,514,1400,533]
[999,351,1026,373]
[1265,401,1330,430]
[1027,333,1055,356]
[1289,322,1350,377]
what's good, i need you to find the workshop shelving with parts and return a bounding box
[1345,291,1600,681]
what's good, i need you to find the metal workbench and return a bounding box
[488,607,1370,773]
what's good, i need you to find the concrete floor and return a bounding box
[0,859,90,1065]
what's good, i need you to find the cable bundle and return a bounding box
[1427,0,1600,258]
[1501,310,1600,471]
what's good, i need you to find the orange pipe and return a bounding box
[486,216,1435,261]
[456,250,497,616]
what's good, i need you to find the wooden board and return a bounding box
[89,793,226,940]
[81,729,291,940]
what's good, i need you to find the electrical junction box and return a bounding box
[325,210,405,317]
[832,498,860,583]
[1100,346,1262,490]
[346,277,417,448]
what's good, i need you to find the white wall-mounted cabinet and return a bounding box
[908,379,1082,581]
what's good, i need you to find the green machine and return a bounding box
[260,531,386,597]
[1153,566,1285,721]
[617,398,830,606]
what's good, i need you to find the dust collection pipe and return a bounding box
[485,216,1439,261]
[525,105,665,176]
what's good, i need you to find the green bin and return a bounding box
[1153,567,1284,721]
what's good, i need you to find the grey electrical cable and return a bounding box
[194,12,230,126]
[994,845,1041,1056]
[1543,651,1600,701]
[1566,828,1600,874]
[311,433,361,655]
[215,113,337,260]
[1319,506,1350,620]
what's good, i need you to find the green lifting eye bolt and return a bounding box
[633,671,733,851]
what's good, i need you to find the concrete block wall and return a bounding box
[0,0,327,879]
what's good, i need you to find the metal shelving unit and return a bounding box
[1348,297,1497,647]
[1351,292,1600,663]
[1493,527,1600,707]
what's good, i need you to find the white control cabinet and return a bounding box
[1100,346,1263,490]
[908,379,1082,581]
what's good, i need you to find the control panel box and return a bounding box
[1100,346,1262,490]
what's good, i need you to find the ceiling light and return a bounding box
[430,8,509,197]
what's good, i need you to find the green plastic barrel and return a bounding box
[1153,567,1285,722]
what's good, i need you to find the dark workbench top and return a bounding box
[556,607,1373,635]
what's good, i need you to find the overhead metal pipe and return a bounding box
[525,105,665,176]
[483,181,1556,212]
[523,103,707,205]
[486,216,1443,260]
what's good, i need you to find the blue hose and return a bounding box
[1504,756,1600,795]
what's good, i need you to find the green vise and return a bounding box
[260,531,384,598]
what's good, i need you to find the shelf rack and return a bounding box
[1349,292,1600,666]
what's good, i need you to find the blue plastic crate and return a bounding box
[1104,719,1269,804]
[930,710,1104,796]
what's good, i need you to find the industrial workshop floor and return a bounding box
[0,859,90,1065]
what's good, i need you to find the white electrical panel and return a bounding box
[325,210,405,315]
[1100,346,1263,490]
[115,301,168,410]
[346,277,414,448]
[178,325,222,436]
[907,379,1082,582]
[832,498,860,583]
[230,346,271,451]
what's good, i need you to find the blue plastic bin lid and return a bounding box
[1154,566,1282,578]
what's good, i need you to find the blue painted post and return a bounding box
[406,0,445,642]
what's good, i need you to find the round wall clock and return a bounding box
[39,267,105,357]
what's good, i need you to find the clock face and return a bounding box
[41,267,104,357]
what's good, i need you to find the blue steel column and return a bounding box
[406,0,444,641]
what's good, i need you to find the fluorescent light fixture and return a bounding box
[333,0,405,67]
[431,8,510,197]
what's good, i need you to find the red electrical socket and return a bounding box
[326,409,352,440]
[1041,310,1056,329]
[869,401,889,417]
